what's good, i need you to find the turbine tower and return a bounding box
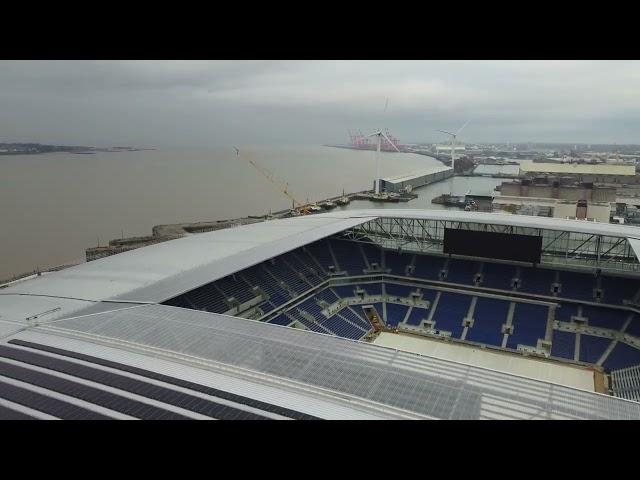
[437,120,469,172]
[366,98,400,196]
[367,129,400,195]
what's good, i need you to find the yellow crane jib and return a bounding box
[233,147,311,215]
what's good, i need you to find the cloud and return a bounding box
[0,60,639,146]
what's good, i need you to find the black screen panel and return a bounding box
[443,228,542,264]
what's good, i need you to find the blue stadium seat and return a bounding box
[340,307,372,331]
[413,254,444,280]
[298,297,325,319]
[284,253,324,286]
[466,297,509,347]
[559,271,595,301]
[420,288,438,305]
[265,261,310,295]
[385,303,409,327]
[406,307,428,326]
[329,239,366,275]
[384,251,411,275]
[582,306,628,331]
[305,240,337,271]
[602,342,640,371]
[361,243,381,268]
[315,288,340,305]
[481,262,517,290]
[519,267,555,295]
[625,315,640,337]
[268,314,293,326]
[551,330,576,359]
[242,265,292,306]
[332,285,356,297]
[445,259,480,285]
[600,275,638,305]
[361,283,382,296]
[507,303,548,349]
[384,283,412,299]
[579,335,611,364]
[178,283,228,313]
[215,275,256,303]
[554,303,579,322]
[323,315,366,340]
[432,293,470,338]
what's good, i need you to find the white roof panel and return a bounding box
[520,160,636,176]
[1,215,368,304]
[20,304,640,420]
[3,208,640,319]
[382,166,453,183]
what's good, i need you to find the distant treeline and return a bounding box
[0,143,145,154]
[0,143,92,153]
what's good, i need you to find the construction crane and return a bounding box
[234,147,311,215]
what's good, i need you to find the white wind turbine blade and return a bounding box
[437,129,455,137]
[380,130,401,152]
[456,120,470,135]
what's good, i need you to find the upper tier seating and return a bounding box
[481,262,517,290]
[582,306,629,331]
[445,259,480,286]
[385,303,409,327]
[385,251,410,275]
[413,254,444,280]
[466,297,509,347]
[361,243,381,268]
[330,239,366,275]
[406,307,428,326]
[559,271,596,301]
[518,267,555,296]
[506,303,548,349]
[600,275,638,305]
[432,293,470,338]
[551,330,576,360]
[579,334,611,364]
[602,342,640,371]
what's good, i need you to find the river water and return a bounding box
[0,145,502,279]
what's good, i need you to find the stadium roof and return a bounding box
[519,161,636,176]
[2,304,640,419]
[3,209,640,419]
[4,209,640,322]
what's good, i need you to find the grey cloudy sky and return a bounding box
[1,60,639,147]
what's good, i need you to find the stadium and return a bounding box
[1,209,640,419]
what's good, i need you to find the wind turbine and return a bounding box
[367,98,401,196]
[437,120,469,172]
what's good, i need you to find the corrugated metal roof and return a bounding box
[382,166,453,183]
[17,304,640,420]
[0,215,369,306]
[520,161,636,176]
[3,209,640,318]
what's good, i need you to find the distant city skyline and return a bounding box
[1,60,639,148]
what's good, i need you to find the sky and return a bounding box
[1,60,639,148]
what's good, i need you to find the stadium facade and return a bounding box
[2,209,640,419]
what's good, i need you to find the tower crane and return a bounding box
[234,147,312,215]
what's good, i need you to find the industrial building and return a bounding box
[519,161,637,184]
[378,166,453,193]
[2,210,640,419]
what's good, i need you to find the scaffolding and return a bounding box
[340,217,640,275]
